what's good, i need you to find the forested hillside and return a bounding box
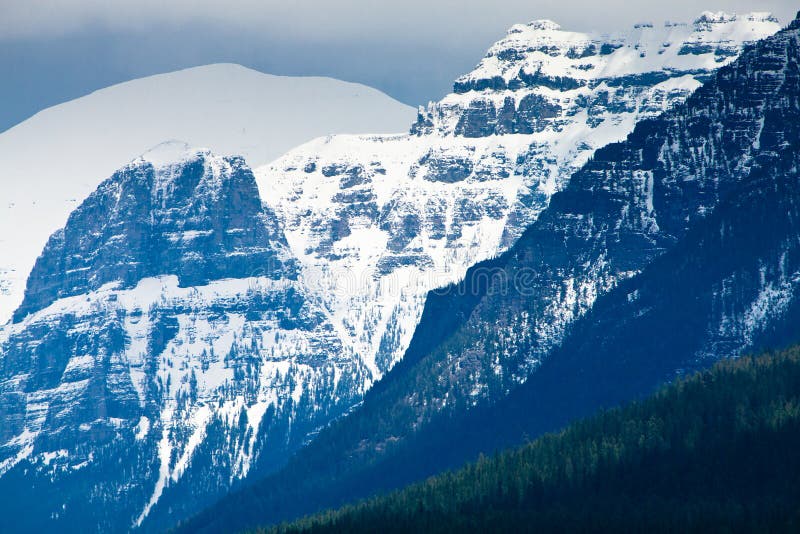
[270,347,800,533]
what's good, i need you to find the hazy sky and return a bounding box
[1,0,797,131]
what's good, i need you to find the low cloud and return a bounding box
[2,0,797,42]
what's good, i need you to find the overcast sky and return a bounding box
[1,0,797,131]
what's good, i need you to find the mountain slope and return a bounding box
[332,83,800,481]
[272,347,800,533]
[0,64,416,324]
[181,13,800,532]
[334,4,800,467]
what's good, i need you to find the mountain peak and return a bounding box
[424,11,780,136]
[201,17,800,533]
[13,150,291,321]
[745,12,780,23]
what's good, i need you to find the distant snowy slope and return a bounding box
[0,63,415,324]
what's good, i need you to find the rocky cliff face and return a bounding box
[417,13,782,137]
[14,144,293,321]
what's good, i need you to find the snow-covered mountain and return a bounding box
[0,12,782,533]
[257,11,781,394]
[0,63,416,325]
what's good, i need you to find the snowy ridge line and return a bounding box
[421,11,780,135]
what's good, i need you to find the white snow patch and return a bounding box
[134,417,151,441]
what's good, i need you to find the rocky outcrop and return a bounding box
[414,12,781,137]
[14,147,293,322]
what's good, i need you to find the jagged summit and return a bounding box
[255,14,781,480]
[0,151,359,530]
[418,12,780,138]
[183,15,800,533]
[14,149,293,322]
[745,12,780,23]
